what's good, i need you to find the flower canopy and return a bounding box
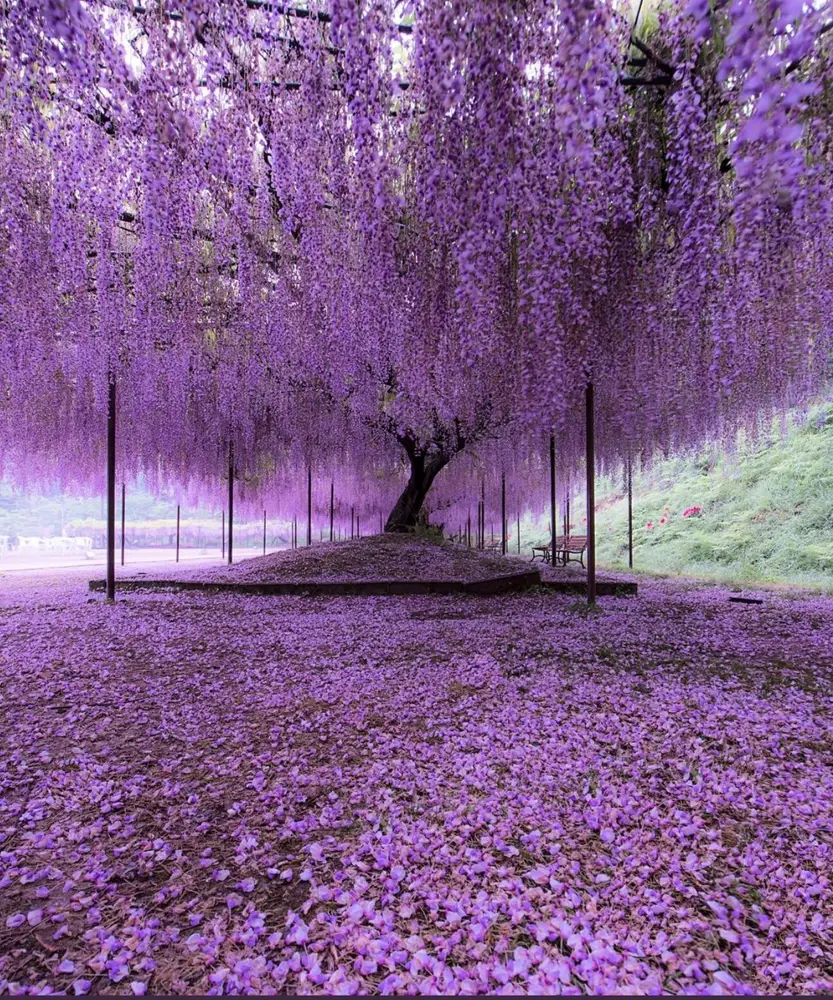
[0,0,831,515]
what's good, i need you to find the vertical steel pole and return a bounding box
[307,466,312,547]
[586,380,596,604]
[228,442,234,565]
[263,509,267,556]
[120,482,125,567]
[106,377,116,601]
[501,471,507,555]
[176,504,180,562]
[330,480,334,542]
[479,480,485,549]
[627,456,634,569]
[549,433,557,566]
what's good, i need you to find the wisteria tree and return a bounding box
[0,0,831,529]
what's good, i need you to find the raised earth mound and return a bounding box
[188,532,523,584]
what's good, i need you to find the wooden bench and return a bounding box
[555,535,587,567]
[531,536,588,568]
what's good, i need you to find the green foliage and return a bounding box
[595,404,833,589]
[0,482,217,539]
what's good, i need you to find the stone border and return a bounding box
[88,569,543,597]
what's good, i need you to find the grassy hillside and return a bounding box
[593,402,833,589]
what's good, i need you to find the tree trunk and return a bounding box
[385,450,449,532]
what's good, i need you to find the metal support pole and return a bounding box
[627,457,634,569]
[479,480,485,550]
[228,442,234,565]
[120,482,126,567]
[586,380,596,604]
[176,504,180,562]
[501,471,507,555]
[307,466,312,547]
[330,480,334,542]
[549,434,557,566]
[106,377,116,601]
[263,509,267,556]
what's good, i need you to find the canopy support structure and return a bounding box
[121,482,126,567]
[501,471,507,555]
[106,376,116,602]
[549,434,557,566]
[228,443,234,565]
[307,466,312,546]
[585,381,596,604]
[627,457,634,569]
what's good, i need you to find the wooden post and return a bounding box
[306,466,312,547]
[549,433,557,566]
[330,480,334,542]
[176,504,180,562]
[228,442,234,565]
[106,377,116,601]
[627,456,634,569]
[501,471,507,555]
[585,380,596,604]
[263,509,267,556]
[120,482,125,567]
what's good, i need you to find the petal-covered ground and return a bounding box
[1,572,832,995]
